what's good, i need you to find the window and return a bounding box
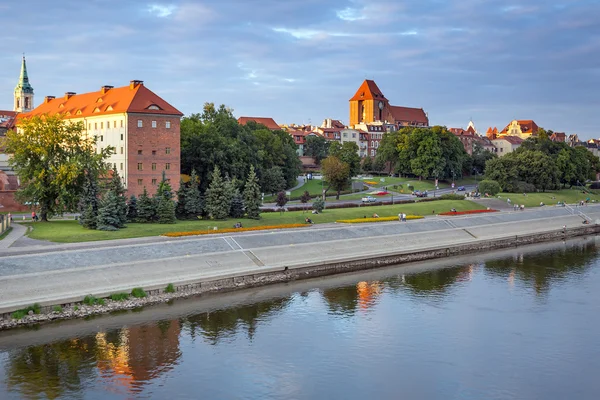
[120,134,123,140]
[137,120,143,128]
[120,147,123,154]
[152,121,157,128]
[101,122,103,129]
[94,122,97,130]
[352,133,356,138]
[371,150,375,157]
[120,163,123,170]
[152,178,157,185]
[152,150,156,156]
[88,123,91,130]
[120,120,124,128]
[375,142,379,148]
[137,163,143,170]
[165,163,171,170]
[500,148,503,152]
[138,150,143,155]
[165,147,171,154]
[100,135,103,142]
[166,121,171,129]
[152,163,156,171]
[371,141,374,147]
[343,132,347,138]
[137,179,143,185]
[113,163,117,170]
[114,121,117,128]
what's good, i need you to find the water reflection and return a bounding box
[1,239,598,399]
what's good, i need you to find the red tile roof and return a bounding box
[0,110,16,119]
[237,116,280,130]
[388,105,428,125]
[496,135,523,145]
[21,82,182,120]
[349,79,387,101]
[500,120,539,134]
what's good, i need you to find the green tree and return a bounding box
[107,169,128,226]
[205,166,230,219]
[261,166,286,195]
[410,129,444,180]
[361,156,373,173]
[321,156,350,200]
[300,190,311,212]
[184,170,203,218]
[304,135,329,164]
[312,197,325,212]
[243,165,262,219]
[472,142,497,174]
[136,187,156,223]
[175,178,188,219]
[3,115,111,221]
[276,191,289,208]
[96,191,123,230]
[229,190,245,218]
[156,196,176,224]
[478,180,501,196]
[127,195,138,222]
[377,130,405,174]
[330,142,361,177]
[78,173,100,230]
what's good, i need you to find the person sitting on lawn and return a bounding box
[305,217,313,224]
[372,213,379,218]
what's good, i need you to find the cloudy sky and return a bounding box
[0,0,598,137]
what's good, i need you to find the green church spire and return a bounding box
[15,55,34,94]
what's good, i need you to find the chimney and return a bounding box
[129,80,144,89]
[44,96,56,103]
[101,85,114,94]
[64,92,76,100]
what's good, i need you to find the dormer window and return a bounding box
[147,104,162,110]
[59,104,65,108]
[96,98,103,103]
[93,107,101,113]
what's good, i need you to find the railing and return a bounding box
[564,203,592,223]
[0,213,11,236]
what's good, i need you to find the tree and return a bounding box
[96,191,123,231]
[472,142,496,175]
[184,170,203,218]
[304,135,329,164]
[3,115,111,221]
[243,165,262,219]
[261,166,286,195]
[300,190,311,212]
[107,169,128,226]
[276,191,289,208]
[478,180,501,196]
[175,178,188,219]
[312,197,325,212]
[136,187,156,223]
[78,173,100,230]
[361,156,373,174]
[330,142,361,177]
[205,166,230,219]
[376,130,405,174]
[127,195,138,222]
[156,196,176,224]
[321,156,350,200]
[229,191,245,218]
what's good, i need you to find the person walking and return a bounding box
[402,213,407,222]
[398,213,402,222]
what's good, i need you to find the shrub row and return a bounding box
[162,223,308,237]
[336,215,424,223]
[439,209,498,216]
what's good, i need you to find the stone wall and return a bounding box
[0,191,29,212]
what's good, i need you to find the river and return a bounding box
[1,238,599,399]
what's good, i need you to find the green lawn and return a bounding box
[0,227,12,240]
[24,200,483,243]
[496,190,598,208]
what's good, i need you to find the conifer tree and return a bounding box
[137,187,156,223]
[229,189,245,218]
[243,165,262,219]
[78,174,100,229]
[107,169,128,226]
[184,170,203,218]
[205,166,231,219]
[155,171,176,223]
[127,195,138,222]
[97,191,122,230]
[175,178,188,219]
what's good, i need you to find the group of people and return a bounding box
[512,204,525,211]
[233,222,243,228]
[398,213,407,222]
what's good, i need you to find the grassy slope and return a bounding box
[25,200,483,243]
[497,189,599,208]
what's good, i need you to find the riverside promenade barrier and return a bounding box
[2,206,600,324]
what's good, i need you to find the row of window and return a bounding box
[370,141,379,148]
[137,163,171,170]
[138,120,171,129]
[137,148,171,155]
[137,178,171,186]
[96,134,124,142]
[342,132,357,139]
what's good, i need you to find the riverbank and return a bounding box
[1,206,600,330]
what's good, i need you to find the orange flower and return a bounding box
[162,224,308,237]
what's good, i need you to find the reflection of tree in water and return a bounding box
[183,297,291,344]
[399,266,471,297]
[483,241,597,294]
[322,281,385,316]
[5,321,182,399]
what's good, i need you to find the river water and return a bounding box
[1,238,600,400]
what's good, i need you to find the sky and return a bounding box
[0,0,598,137]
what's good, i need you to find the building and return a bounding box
[14,56,34,113]
[349,80,429,129]
[491,136,523,156]
[237,116,280,131]
[549,132,566,143]
[449,121,479,155]
[340,128,368,157]
[352,122,387,158]
[0,110,16,136]
[499,120,539,140]
[486,127,499,140]
[21,80,183,197]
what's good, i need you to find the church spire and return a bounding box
[14,55,34,112]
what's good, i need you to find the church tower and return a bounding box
[14,56,34,112]
[349,80,389,127]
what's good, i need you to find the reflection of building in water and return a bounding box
[356,281,383,310]
[95,321,181,393]
[456,264,476,282]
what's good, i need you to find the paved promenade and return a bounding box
[1,205,600,314]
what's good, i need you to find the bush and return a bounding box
[110,293,129,301]
[52,305,63,313]
[478,180,501,196]
[131,287,147,298]
[11,303,42,319]
[439,194,465,201]
[407,184,414,191]
[165,283,175,293]
[83,295,105,306]
[312,197,325,212]
[515,181,536,193]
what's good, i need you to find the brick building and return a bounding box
[20,80,183,197]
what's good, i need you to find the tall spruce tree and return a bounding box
[205,166,230,219]
[175,178,188,219]
[137,187,156,223]
[107,169,128,226]
[229,190,245,218]
[243,165,262,219]
[184,170,203,218]
[127,195,138,222]
[78,173,100,229]
[97,191,123,231]
[155,171,176,223]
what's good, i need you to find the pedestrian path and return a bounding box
[0,223,27,249]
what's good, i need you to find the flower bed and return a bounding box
[439,209,498,216]
[364,181,378,185]
[162,224,308,237]
[336,215,424,223]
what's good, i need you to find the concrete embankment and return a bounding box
[1,206,600,329]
